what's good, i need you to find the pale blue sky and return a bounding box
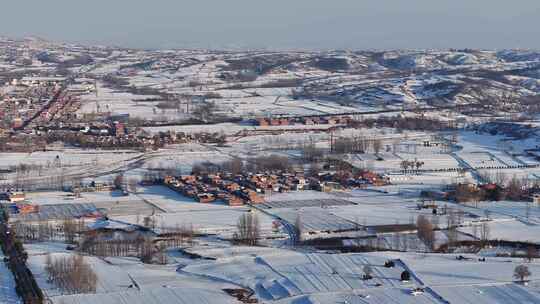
[1,0,539,49]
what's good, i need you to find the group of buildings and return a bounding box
[164,169,389,206]
[164,174,264,206]
[0,191,40,215]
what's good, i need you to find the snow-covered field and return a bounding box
[78,84,188,121]
[181,247,540,304]
[184,250,422,301]
[0,148,140,169]
[25,243,241,304]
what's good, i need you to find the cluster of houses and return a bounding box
[17,77,65,88]
[164,175,264,206]
[0,75,94,133]
[423,182,540,204]
[255,116,351,127]
[38,94,81,125]
[68,181,116,194]
[0,84,55,129]
[36,122,125,137]
[39,124,227,150]
[164,169,389,206]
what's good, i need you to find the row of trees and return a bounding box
[192,155,293,176]
[45,132,148,150]
[234,213,260,246]
[400,159,425,173]
[330,136,383,155]
[13,218,86,244]
[350,115,455,132]
[80,237,153,259]
[248,155,292,172]
[416,215,436,251]
[45,254,97,294]
[0,209,44,303]
[79,224,194,264]
[416,210,492,253]
[300,142,325,162]
[233,212,303,247]
[453,175,531,203]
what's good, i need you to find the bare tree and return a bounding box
[480,221,490,247]
[401,234,409,251]
[223,158,244,175]
[514,265,531,283]
[45,254,97,294]
[139,238,155,263]
[506,175,525,201]
[414,159,425,174]
[301,142,324,162]
[230,157,244,175]
[307,163,321,178]
[495,171,507,185]
[373,139,382,155]
[526,246,538,263]
[526,201,531,224]
[234,212,260,246]
[293,214,303,246]
[113,173,124,190]
[127,178,138,193]
[417,215,435,251]
[472,224,478,240]
[156,242,168,265]
[193,101,216,122]
[393,232,401,251]
[447,211,459,250]
[63,218,78,244]
[400,160,410,172]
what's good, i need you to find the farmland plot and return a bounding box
[459,220,540,243]
[271,207,357,233]
[489,150,524,167]
[261,198,354,209]
[264,191,344,203]
[397,253,540,286]
[273,288,444,304]
[433,284,540,304]
[457,152,508,169]
[184,251,421,301]
[50,287,240,304]
[474,201,540,225]
[25,243,240,304]
[27,252,134,297]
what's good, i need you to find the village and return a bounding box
[1,36,540,304]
